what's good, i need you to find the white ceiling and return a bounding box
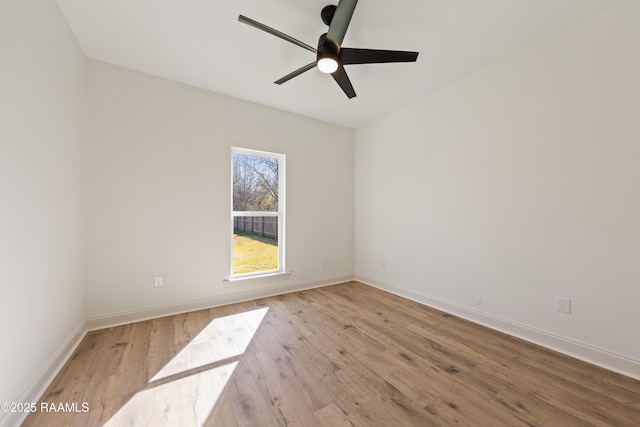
[57,0,624,128]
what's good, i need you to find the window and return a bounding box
[231,147,285,278]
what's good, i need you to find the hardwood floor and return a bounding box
[24,281,640,426]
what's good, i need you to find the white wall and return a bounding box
[85,60,354,322]
[0,0,87,418]
[355,2,640,377]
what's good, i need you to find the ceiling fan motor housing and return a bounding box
[318,33,339,56]
[317,33,339,73]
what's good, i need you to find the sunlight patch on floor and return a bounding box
[104,307,268,426]
[151,307,268,382]
[104,362,238,427]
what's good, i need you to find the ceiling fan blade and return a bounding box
[275,62,317,85]
[326,0,358,49]
[238,15,317,53]
[340,48,419,65]
[331,64,356,99]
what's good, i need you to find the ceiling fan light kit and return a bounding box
[238,0,419,99]
[317,55,339,74]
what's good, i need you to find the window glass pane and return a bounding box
[233,153,278,212]
[233,217,279,275]
[231,148,283,277]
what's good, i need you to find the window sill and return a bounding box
[223,271,292,287]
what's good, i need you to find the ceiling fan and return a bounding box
[238,0,419,99]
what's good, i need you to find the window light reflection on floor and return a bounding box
[104,307,269,426]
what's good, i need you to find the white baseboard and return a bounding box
[86,274,355,331]
[355,274,640,381]
[0,321,87,427]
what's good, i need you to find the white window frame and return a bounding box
[228,147,286,281]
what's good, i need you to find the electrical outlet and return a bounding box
[556,297,571,314]
[154,277,163,288]
[322,257,327,266]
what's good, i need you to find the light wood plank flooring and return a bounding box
[24,281,640,426]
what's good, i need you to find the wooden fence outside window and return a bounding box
[233,216,278,240]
